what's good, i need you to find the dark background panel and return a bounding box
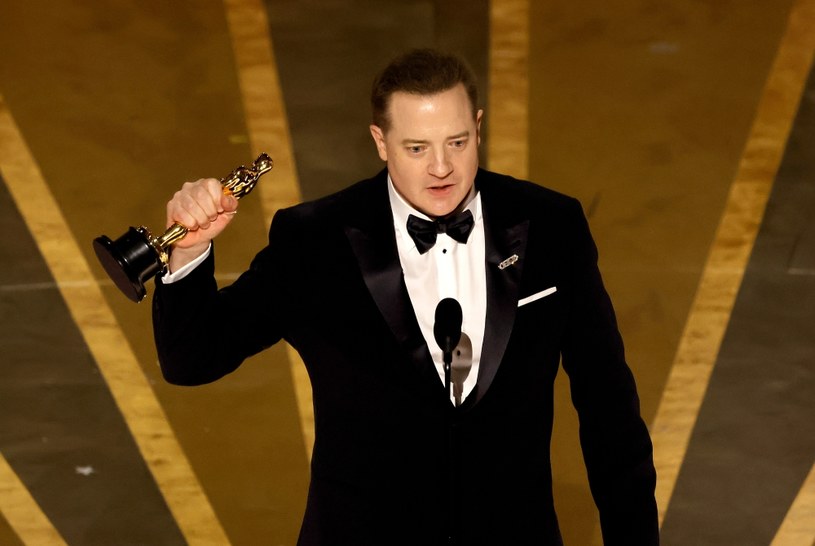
[0,175,185,545]
[661,60,815,546]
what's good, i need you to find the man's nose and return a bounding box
[428,149,453,178]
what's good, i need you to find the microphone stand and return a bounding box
[443,348,453,404]
[434,298,462,543]
[443,344,456,544]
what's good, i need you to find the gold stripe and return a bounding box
[488,0,529,178]
[0,96,231,546]
[222,0,314,459]
[651,0,815,525]
[771,460,815,546]
[0,452,67,545]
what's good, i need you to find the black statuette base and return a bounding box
[93,227,165,303]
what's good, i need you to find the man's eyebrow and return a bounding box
[401,138,429,145]
[447,131,471,140]
[400,131,471,145]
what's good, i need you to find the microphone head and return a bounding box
[434,298,462,353]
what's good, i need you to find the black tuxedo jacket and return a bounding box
[153,168,658,545]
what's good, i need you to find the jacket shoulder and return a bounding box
[476,168,583,220]
[273,170,387,224]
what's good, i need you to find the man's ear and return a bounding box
[369,125,388,162]
[475,109,484,146]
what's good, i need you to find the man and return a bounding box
[153,49,659,545]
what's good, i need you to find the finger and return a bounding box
[220,193,239,213]
[168,202,202,231]
[167,192,197,230]
[168,188,212,229]
[208,209,236,232]
[188,179,222,221]
[201,178,227,213]
[183,179,226,224]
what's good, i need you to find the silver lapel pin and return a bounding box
[498,254,519,270]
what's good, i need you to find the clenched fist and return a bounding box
[165,178,239,272]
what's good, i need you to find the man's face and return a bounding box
[370,84,483,218]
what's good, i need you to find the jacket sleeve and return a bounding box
[152,210,292,386]
[559,198,660,545]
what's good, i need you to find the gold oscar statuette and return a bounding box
[93,153,273,302]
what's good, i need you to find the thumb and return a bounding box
[221,194,239,213]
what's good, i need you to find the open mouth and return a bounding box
[428,184,454,194]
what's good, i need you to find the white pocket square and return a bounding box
[517,286,557,307]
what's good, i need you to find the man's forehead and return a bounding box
[383,87,477,133]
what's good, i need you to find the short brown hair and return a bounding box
[371,48,479,132]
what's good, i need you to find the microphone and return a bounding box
[434,298,462,355]
[451,332,473,407]
[434,298,462,402]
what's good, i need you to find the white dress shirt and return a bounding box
[387,176,486,405]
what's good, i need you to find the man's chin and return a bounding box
[421,202,458,219]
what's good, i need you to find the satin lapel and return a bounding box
[342,176,437,384]
[473,180,529,406]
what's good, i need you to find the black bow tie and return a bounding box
[406,210,474,254]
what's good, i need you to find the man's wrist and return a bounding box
[162,243,212,284]
[168,243,210,273]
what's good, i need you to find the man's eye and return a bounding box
[451,140,466,148]
[408,146,424,154]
